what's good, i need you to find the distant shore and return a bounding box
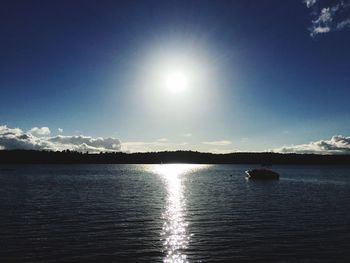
[1,150,350,165]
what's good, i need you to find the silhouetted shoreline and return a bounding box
[1,150,350,165]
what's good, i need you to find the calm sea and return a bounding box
[1,164,350,262]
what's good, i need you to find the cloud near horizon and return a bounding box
[28,126,51,136]
[2,124,350,154]
[303,0,350,37]
[0,125,121,153]
[202,140,232,146]
[122,140,189,152]
[274,135,350,154]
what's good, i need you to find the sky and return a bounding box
[1,0,350,153]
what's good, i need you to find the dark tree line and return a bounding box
[0,150,350,164]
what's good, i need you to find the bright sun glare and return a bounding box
[165,72,188,93]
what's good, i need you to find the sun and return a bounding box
[165,71,188,93]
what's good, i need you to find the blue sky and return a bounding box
[1,0,350,153]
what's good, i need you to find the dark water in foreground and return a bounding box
[1,164,350,262]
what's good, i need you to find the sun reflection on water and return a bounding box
[150,164,206,263]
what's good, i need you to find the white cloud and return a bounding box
[312,25,331,35]
[48,135,121,152]
[58,128,63,133]
[202,140,231,146]
[315,7,334,24]
[0,124,121,153]
[304,0,350,36]
[204,148,236,154]
[274,135,350,154]
[28,126,51,136]
[337,18,350,29]
[1,125,52,150]
[0,125,192,153]
[183,133,192,137]
[310,6,338,36]
[123,140,189,152]
[304,0,317,8]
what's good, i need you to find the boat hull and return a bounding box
[245,169,279,180]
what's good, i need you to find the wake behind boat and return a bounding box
[245,168,279,180]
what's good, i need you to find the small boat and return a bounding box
[245,168,279,180]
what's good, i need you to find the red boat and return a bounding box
[245,168,279,180]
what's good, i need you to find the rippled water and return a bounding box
[1,164,350,262]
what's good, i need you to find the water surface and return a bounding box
[1,164,350,262]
